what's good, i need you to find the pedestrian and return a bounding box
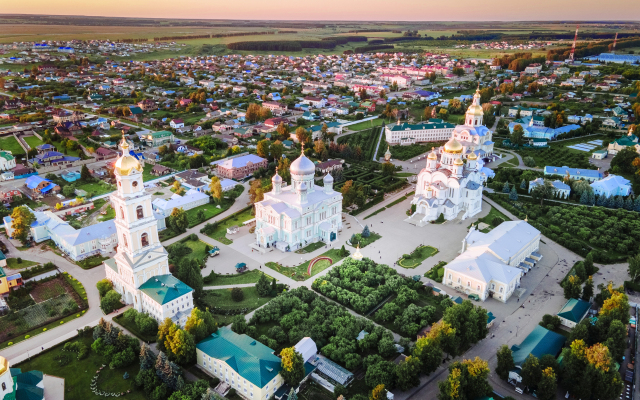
[41,347,43,351]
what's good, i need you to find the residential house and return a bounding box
[151,164,172,176]
[213,154,268,179]
[143,131,174,147]
[315,159,343,174]
[170,119,185,129]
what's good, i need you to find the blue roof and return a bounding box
[25,175,51,189]
[544,166,602,179]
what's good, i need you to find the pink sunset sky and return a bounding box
[2,0,639,21]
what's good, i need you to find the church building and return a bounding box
[104,136,193,326]
[253,148,342,252]
[406,88,493,225]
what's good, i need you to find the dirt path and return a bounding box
[81,201,110,227]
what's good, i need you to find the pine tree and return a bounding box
[596,194,604,206]
[155,352,168,381]
[625,197,634,210]
[271,278,277,293]
[580,191,589,205]
[616,196,625,209]
[362,225,370,238]
[502,182,510,193]
[509,187,518,200]
[589,191,596,205]
[255,273,271,297]
[520,179,527,189]
[140,343,155,370]
[635,196,640,212]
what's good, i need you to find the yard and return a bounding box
[113,313,157,343]
[75,181,116,197]
[201,286,272,325]
[265,248,346,281]
[167,237,210,264]
[348,232,382,248]
[470,205,511,233]
[203,270,273,286]
[295,241,325,254]
[14,335,146,400]
[142,163,157,182]
[397,245,439,268]
[76,255,109,270]
[0,136,25,155]
[203,207,254,245]
[343,118,380,132]
[23,135,44,149]
[98,205,115,221]
[185,202,230,228]
[5,258,39,269]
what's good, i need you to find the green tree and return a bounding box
[532,179,556,206]
[255,273,271,297]
[280,347,305,386]
[81,164,92,181]
[10,206,36,244]
[396,355,422,391]
[184,308,218,342]
[100,290,122,313]
[96,279,113,297]
[381,162,395,176]
[628,253,640,282]
[231,287,244,302]
[604,320,627,363]
[165,327,196,364]
[520,355,541,389]
[582,277,594,301]
[170,207,188,233]
[495,345,515,380]
[564,275,583,300]
[511,124,525,147]
[256,139,271,159]
[536,367,557,400]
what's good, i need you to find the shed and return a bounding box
[510,325,566,367]
[294,337,318,363]
[557,298,591,328]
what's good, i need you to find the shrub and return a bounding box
[17,257,22,264]
[435,213,445,223]
[231,287,244,302]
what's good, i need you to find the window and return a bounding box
[136,205,144,220]
[467,281,470,287]
[448,274,452,279]
[133,181,138,187]
[499,287,504,293]
[477,285,481,291]
[457,278,461,284]
[141,233,149,247]
[123,235,128,248]
[120,206,125,219]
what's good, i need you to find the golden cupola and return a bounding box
[466,86,484,117]
[443,137,463,154]
[114,135,142,176]
[468,152,478,160]
[428,149,438,160]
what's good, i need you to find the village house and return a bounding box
[213,154,268,179]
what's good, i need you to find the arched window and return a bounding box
[448,274,452,280]
[457,278,461,284]
[477,285,481,291]
[499,287,504,293]
[136,205,144,220]
[120,206,125,219]
[141,233,149,247]
[2,382,6,391]
[467,281,471,287]
[123,235,128,248]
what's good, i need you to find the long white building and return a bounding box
[104,137,193,327]
[253,149,342,252]
[443,221,541,303]
[384,120,455,146]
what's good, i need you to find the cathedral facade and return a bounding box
[254,149,343,252]
[407,91,490,225]
[104,137,193,326]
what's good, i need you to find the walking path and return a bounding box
[372,126,384,162]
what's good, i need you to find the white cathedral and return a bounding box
[253,148,343,252]
[104,136,193,326]
[407,88,491,225]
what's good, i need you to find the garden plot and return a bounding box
[8,293,76,330]
[587,140,603,145]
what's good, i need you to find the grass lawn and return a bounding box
[397,245,439,268]
[169,238,209,264]
[76,255,109,270]
[343,118,380,132]
[396,172,416,177]
[75,181,116,197]
[185,202,229,228]
[265,248,346,281]
[469,205,511,233]
[201,286,271,311]
[142,163,159,182]
[24,136,44,149]
[159,228,182,242]
[348,232,382,248]
[98,205,115,221]
[153,192,164,195]
[503,156,520,167]
[295,241,325,254]
[0,136,26,155]
[6,258,39,269]
[14,335,146,400]
[203,270,273,286]
[204,208,254,245]
[112,313,157,343]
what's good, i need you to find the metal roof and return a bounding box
[138,274,193,305]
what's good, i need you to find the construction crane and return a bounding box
[612,32,618,53]
[569,25,579,63]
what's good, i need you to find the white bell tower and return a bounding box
[109,135,169,311]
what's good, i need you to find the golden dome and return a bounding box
[466,104,484,117]
[444,137,463,154]
[454,157,464,166]
[114,136,142,176]
[468,152,478,160]
[428,149,438,160]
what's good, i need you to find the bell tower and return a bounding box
[109,135,169,311]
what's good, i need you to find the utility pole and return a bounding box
[569,25,579,64]
[612,32,618,54]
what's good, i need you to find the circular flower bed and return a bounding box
[90,365,130,397]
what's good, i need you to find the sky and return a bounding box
[2,0,639,21]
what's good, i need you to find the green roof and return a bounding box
[151,131,173,138]
[11,369,44,400]
[138,274,193,305]
[0,251,6,261]
[0,265,6,279]
[511,326,566,367]
[0,151,15,161]
[388,121,455,132]
[104,258,118,273]
[197,326,282,388]
[557,298,590,323]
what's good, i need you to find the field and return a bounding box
[0,136,25,155]
[23,135,44,149]
[15,335,146,400]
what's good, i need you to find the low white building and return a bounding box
[528,178,571,199]
[443,221,541,303]
[0,151,16,171]
[590,174,631,197]
[151,189,210,218]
